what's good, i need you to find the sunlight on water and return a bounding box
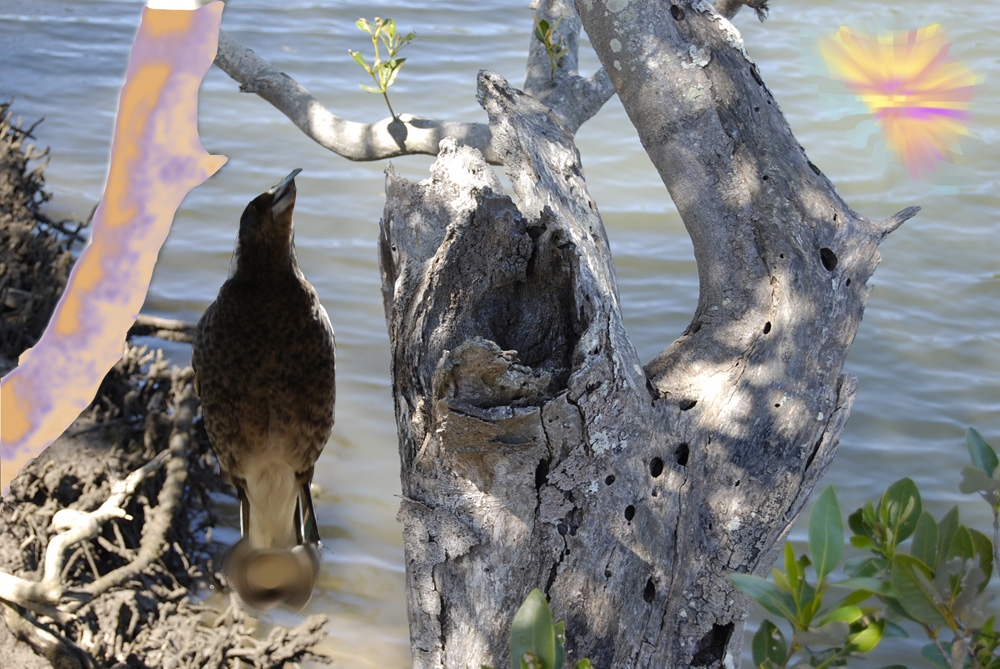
[2,0,997,666]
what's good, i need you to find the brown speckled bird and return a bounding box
[192,169,335,610]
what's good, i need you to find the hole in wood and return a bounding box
[763,321,771,334]
[846,278,852,286]
[624,505,636,522]
[649,457,664,478]
[820,247,838,271]
[643,578,656,603]
[734,479,741,487]
[675,443,690,467]
[691,622,735,665]
[679,399,697,411]
[605,474,615,485]
[605,568,612,578]
[670,4,684,20]
[762,175,769,181]
[535,459,549,489]
[774,403,781,408]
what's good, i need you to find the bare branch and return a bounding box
[524,0,615,132]
[214,30,498,163]
[127,314,197,344]
[0,450,171,607]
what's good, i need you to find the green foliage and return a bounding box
[348,17,415,120]
[482,589,591,669]
[732,429,1000,668]
[533,14,569,81]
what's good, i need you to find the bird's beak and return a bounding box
[268,168,302,217]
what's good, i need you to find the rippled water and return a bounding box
[2,1,997,666]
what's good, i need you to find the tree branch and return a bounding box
[127,314,197,344]
[214,30,498,163]
[524,0,615,132]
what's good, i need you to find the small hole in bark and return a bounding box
[651,489,658,497]
[557,522,568,536]
[643,578,656,603]
[763,321,771,334]
[779,253,784,259]
[846,278,852,286]
[670,4,684,20]
[675,443,690,467]
[691,623,735,665]
[649,457,664,478]
[762,175,769,181]
[679,399,697,411]
[774,403,781,408]
[535,459,549,488]
[625,505,636,522]
[820,247,838,271]
[734,479,741,487]
[767,99,772,105]
[754,106,760,112]
[605,475,615,485]
[833,213,839,222]
[605,568,612,578]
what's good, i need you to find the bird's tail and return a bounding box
[225,483,322,611]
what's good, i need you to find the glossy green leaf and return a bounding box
[848,507,868,538]
[772,567,792,594]
[890,554,948,627]
[784,542,798,588]
[809,485,844,581]
[936,506,960,569]
[843,555,882,578]
[830,576,897,597]
[910,511,939,569]
[573,661,593,669]
[751,620,787,666]
[882,478,922,546]
[920,641,950,668]
[948,524,974,562]
[356,18,372,33]
[510,589,557,669]
[848,617,885,653]
[817,604,863,626]
[348,50,372,73]
[970,528,994,584]
[883,621,909,638]
[967,428,998,477]
[730,574,798,621]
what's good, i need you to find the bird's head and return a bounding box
[229,168,303,279]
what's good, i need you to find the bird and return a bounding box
[192,169,336,610]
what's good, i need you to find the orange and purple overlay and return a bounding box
[0,2,227,496]
[819,24,979,179]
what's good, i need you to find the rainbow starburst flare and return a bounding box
[819,24,978,178]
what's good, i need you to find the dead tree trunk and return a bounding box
[378,3,916,667]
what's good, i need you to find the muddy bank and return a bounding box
[0,101,330,667]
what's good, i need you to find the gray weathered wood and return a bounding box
[378,2,916,667]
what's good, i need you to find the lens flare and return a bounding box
[819,24,978,178]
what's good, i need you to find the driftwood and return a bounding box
[376,1,917,666]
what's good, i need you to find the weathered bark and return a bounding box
[378,2,916,668]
